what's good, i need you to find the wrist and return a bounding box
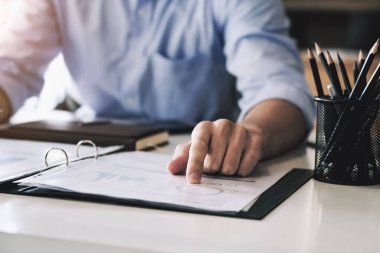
[0,87,12,123]
[241,123,267,160]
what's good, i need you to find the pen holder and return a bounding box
[314,97,380,185]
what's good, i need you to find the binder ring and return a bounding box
[76,140,98,159]
[45,148,69,167]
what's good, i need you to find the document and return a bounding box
[18,151,292,213]
[0,138,123,183]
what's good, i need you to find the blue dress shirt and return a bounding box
[0,0,314,127]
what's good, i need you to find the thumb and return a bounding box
[167,141,191,175]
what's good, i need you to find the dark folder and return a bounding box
[0,120,313,220]
[0,168,312,220]
[0,120,169,149]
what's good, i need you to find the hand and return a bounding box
[167,119,264,184]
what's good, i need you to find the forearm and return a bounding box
[0,87,12,123]
[241,99,307,160]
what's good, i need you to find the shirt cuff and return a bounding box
[237,84,316,133]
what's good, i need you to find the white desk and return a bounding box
[1,134,380,253]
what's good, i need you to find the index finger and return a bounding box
[186,121,212,184]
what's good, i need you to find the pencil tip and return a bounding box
[307,48,314,59]
[358,50,365,61]
[370,39,379,54]
[314,42,322,55]
[336,52,342,62]
[326,50,333,64]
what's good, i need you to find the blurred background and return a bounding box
[0,0,379,110]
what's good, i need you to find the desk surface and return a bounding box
[1,134,380,253]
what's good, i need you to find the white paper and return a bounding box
[18,151,292,213]
[0,138,123,183]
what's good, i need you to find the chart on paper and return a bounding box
[17,151,291,213]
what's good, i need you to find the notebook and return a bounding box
[0,120,169,150]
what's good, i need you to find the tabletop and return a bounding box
[1,134,380,253]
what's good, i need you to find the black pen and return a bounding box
[307,48,324,97]
[349,39,379,100]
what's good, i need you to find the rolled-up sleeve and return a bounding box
[219,0,315,130]
[0,0,61,112]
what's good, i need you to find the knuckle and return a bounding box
[193,139,209,149]
[238,162,255,177]
[222,160,239,175]
[189,156,204,168]
[174,142,190,155]
[215,119,234,135]
[238,169,250,177]
[206,159,221,172]
[222,165,237,175]
[193,121,212,132]
[175,142,188,151]
[204,153,224,174]
[192,121,212,140]
[215,118,232,126]
[204,166,220,174]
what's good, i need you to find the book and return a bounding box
[0,120,169,150]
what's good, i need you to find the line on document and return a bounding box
[176,185,224,195]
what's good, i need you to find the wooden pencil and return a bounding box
[307,48,324,97]
[315,42,334,85]
[326,51,344,99]
[337,53,352,94]
[349,38,379,100]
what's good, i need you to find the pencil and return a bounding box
[326,51,344,99]
[359,62,380,101]
[354,62,359,82]
[337,53,352,94]
[307,48,324,97]
[349,38,379,100]
[358,50,366,83]
[315,42,334,85]
[358,50,365,70]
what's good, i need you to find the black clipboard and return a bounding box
[0,168,313,220]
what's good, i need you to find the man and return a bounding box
[0,0,314,183]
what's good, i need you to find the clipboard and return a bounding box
[0,167,313,220]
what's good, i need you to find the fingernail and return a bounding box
[187,172,201,184]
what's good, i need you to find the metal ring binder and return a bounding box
[44,147,69,167]
[76,140,98,159]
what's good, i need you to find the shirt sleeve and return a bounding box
[0,0,61,112]
[215,0,315,131]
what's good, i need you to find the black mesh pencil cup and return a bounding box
[314,97,380,185]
